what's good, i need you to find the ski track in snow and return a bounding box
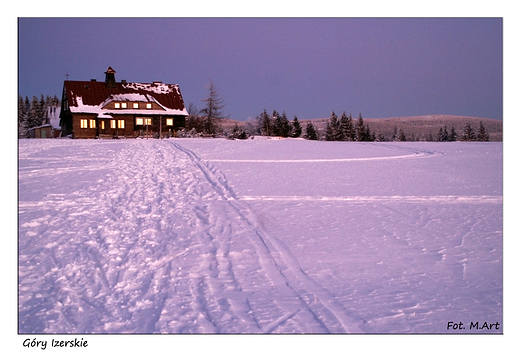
[206,143,439,163]
[18,139,502,334]
[19,140,363,333]
[239,195,502,203]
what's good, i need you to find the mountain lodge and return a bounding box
[59,67,188,138]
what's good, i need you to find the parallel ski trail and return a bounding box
[19,139,363,333]
[170,141,364,333]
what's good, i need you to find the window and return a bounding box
[118,120,125,129]
[146,103,152,109]
[89,119,96,128]
[110,120,116,129]
[121,102,127,109]
[114,102,120,109]
[136,118,143,125]
[80,119,88,128]
[166,118,173,126]
[101,121,105,130]
[145,118,152,125]
[133,103,139,109]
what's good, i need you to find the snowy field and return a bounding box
[18,138,503,334]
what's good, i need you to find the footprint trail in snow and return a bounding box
[18,139,363,333]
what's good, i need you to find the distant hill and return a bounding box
[218,115,502,141]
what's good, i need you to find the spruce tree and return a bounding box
[27,96,42,129]
[256,109,271,136]
[304,122,318,140]
[274,111,290,137]
[462,122,476,141]
[271,110,280,136]
[325,111,340,141]
[18,96,28,138]
[291,116,302,138]
[365,124,374,141]
[448,126,458,141]
[355,114,365,141]
[477,121,489,141]
[200,79,226,135]
[437,126,448,142]
[339,112,353,141]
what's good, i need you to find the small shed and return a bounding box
[27,106,62,138]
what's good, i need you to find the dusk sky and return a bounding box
[18,17,503,121]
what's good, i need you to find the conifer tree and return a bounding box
[477,121,489,141]
[274,111,290,137]
[365,124,374,141]
[256,109,271,136]
[448,126,458,141]
[291,116,302,138]
[462,122,476,141]
[281,112,291,137]
[339,112,354,141]
[200,79,226,135]
[271,110,280,136]
[26,96,42,129]
[355,113,366,141]
[304,122,318,140]
[18,96,28,138]
[437,126,448,142]
[325,111,341,141]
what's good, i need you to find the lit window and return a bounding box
[80,119,88,128]
[101,121,105,130]
[146,103,152,109]
[133,103,139,109]
[136,118,144,125]
[121,102,127,109]
[118,120,125,129]
[110,120,116,129]
[114,102,120,109]
[145,118,152,125]
[166,118,173,126]
[89,119,96,128]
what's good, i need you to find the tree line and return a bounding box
[18,83,492,143]
[317,111,490,142]
[18,95,60,138]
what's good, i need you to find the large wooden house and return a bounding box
[59,67,188,138]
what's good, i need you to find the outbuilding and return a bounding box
[27,106,62,138]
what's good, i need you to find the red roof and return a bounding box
[64,80,187,113]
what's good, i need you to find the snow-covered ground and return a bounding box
[18,138,502,334]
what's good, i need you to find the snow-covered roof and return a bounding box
[64,79,188,117]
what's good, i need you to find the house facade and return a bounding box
[59,67,188,138]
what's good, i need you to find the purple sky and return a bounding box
[18,17,502,121]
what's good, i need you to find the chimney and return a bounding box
[105,66,116,88]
